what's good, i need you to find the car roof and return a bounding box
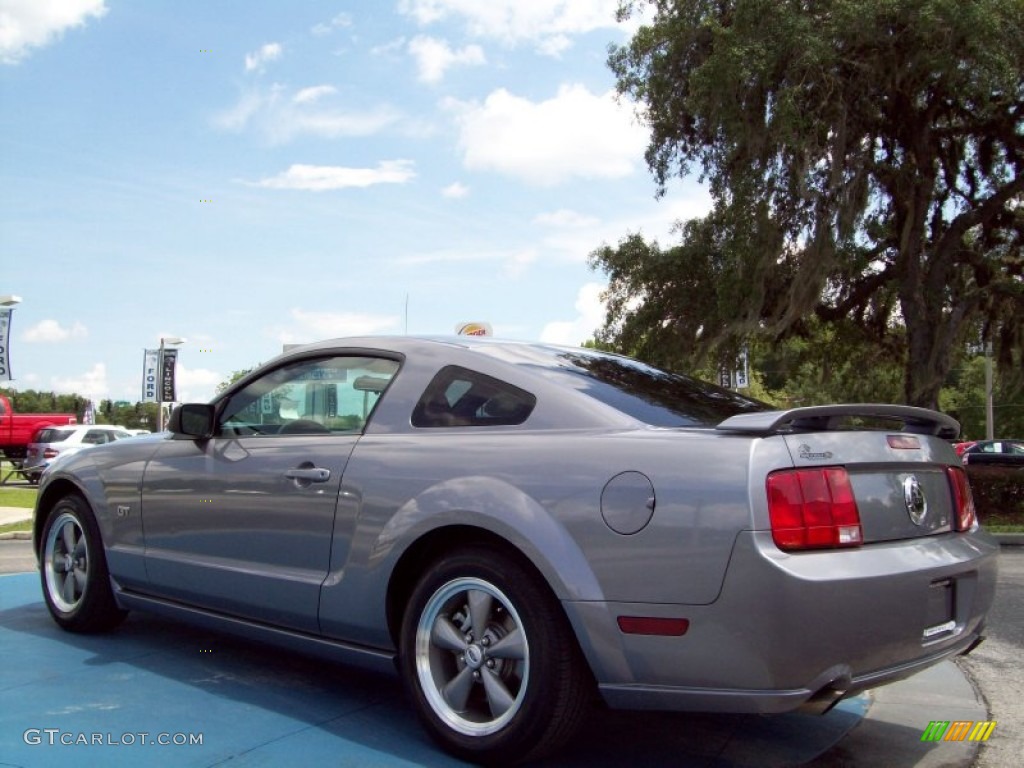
[37,424,127,436]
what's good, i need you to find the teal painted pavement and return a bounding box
[0,573,867,767]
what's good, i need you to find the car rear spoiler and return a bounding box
[716,404,960,438]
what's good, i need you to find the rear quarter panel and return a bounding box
[317,427,759,647]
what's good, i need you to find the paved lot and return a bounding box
[0,539,1017,767]
[956,547,1024,768]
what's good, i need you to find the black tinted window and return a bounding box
[531,348,766,427]
[413,366,536,428]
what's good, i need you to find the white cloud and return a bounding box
[0,0,107,64]
[408,35,485,83]
[501,249,538,279]
[244,42,282,72]
[371,37,406,56]
[21,319,88,343]
[441,181,469,198]
[398,0,621,55]
[397,247,506,266]
[394,244,536,279]
[272,309,401,344]
[214,84,400,144]
[534,208,600,228]
[533,192,714,263]
[540,282,606,346]
[310,12,352,36]
[174,363,223,403]
[293,84,337,104]
[50,362,108,399]
[448,84,648,185]
[252,161,416,191]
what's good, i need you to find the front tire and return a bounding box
[40,494,127,633]
[399,547,591,765]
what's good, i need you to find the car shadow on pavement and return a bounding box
[0,573,864,767]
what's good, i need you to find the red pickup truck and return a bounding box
[0,394,77,464]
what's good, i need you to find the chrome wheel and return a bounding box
[43,511,89,613]
[415,577,529,736]
[39,495,126,633]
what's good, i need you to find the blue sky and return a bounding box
[1,0,709,403]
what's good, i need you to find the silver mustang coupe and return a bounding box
[33,337,998,764]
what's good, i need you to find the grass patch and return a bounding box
[0,487,38,508]
[985,524,1024,534]
[0,518,32,534]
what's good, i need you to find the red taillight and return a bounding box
[767,467,863,551]
[43,448,59,459]
[946,466,977,531]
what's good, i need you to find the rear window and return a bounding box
[525,347,767,427]
[34,428,73,443]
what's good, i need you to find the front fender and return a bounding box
[33,457,104,558]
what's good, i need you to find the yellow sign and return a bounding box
[455,322,492,337]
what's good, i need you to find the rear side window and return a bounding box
[35,428,73,443]
[413,366,536,428]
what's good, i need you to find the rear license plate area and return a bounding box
[923,578,956,639]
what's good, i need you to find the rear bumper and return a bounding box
[563,529,999,714]
[596,625,984,713]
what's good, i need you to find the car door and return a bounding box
[140,354,400,633]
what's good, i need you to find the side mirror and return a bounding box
[168,403,215,439]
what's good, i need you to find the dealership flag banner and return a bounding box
[142,349,159,403]
[160,348,178,402]
[0,308,11,381]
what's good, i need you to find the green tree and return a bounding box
[215,365,261,395]
[599,0,1024,408]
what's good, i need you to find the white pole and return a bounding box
[157,338,166,432]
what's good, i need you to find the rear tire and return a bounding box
[40,494,127,633]
[399,547,592,765]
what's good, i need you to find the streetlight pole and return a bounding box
[984,341,994,440]
[157,335,186,432]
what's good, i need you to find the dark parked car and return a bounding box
[33,337,998,764]
[960,439,1024,466]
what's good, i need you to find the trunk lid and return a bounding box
[719,404,964,544]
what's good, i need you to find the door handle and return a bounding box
[284,467,331,483]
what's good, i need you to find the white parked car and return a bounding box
[23,425,133,483]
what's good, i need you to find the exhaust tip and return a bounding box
[799,680,850,715]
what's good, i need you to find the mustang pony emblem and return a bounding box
[903,475,928,525]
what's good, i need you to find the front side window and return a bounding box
[412,366,536,428]
[219,356,400,437]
